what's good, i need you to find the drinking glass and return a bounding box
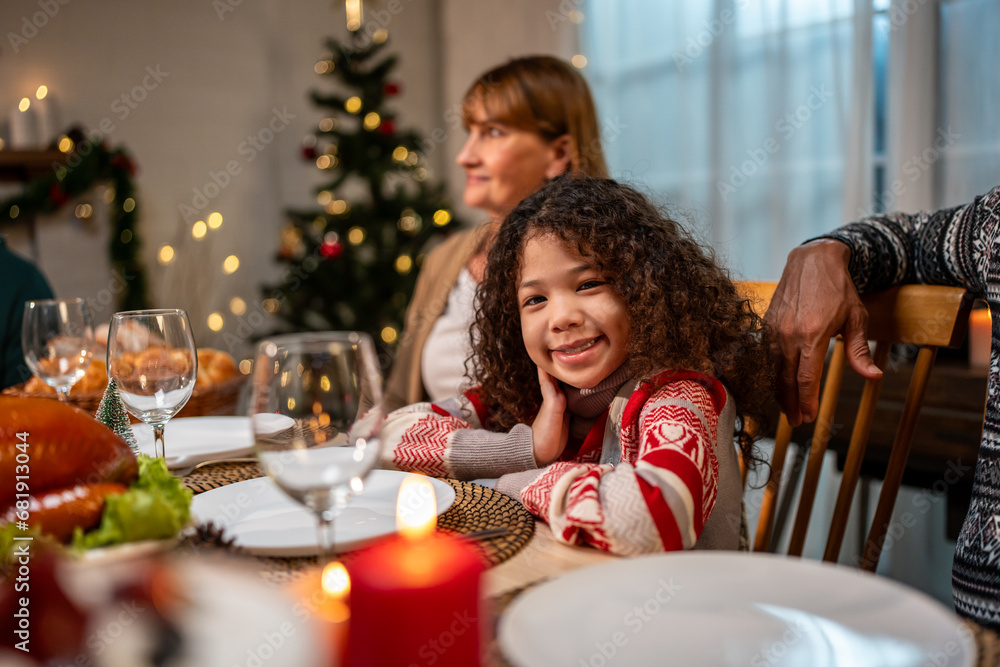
[249,331,383,564]
[108,309,197,460]
[22,298,95,403]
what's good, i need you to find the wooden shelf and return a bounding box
[0,149,67,183]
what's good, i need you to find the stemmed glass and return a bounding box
[22,298,95,403]
[108,309,197,460]
[249,331,383,564]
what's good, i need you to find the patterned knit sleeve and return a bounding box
[378,391,538,480]
[517,378,722,556]
[814,185,1000,296]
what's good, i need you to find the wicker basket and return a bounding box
[2,375,246,421]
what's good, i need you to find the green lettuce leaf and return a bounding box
[71,455,192,550]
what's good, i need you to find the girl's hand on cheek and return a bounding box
[531,366,569,466]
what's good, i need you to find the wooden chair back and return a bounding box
[738,281,973,571]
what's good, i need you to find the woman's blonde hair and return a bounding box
[462,56,609,178]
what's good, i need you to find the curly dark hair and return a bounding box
[470,175,774,468]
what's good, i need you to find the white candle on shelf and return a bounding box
[33,85,57,147]
[10,97,39,149]
[969,306,992,370]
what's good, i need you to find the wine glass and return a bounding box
[22,298,95,403]
[249,331,383,564]
[108,309,197,460]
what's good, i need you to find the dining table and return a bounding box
[177,459,1000,667]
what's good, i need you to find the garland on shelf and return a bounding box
[0,127,149,311]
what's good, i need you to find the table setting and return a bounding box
[2,304,999,666]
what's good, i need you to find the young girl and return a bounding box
[379,176,772,555]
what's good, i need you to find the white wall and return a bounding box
[0,0,577,359]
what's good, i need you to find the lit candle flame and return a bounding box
[322,561,350,599]
[396,475,437,539]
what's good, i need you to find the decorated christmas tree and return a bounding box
[96,378,140,455]
[262,30,460,358]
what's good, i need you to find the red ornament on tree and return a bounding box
[48,183,68,207]
[111,153,137,176]
[378,119,396,136]
[301,145,318,161]
[320,241,343,259]
[383,82,401,96]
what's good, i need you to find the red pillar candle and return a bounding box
[344,477,486,666]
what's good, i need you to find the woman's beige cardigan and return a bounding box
[383,225,491,412]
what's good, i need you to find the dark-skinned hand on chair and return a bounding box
[764,238,883,426]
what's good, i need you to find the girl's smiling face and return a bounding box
[516,232,630,389]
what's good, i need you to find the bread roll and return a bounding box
[0,396,137,506]
[197,348,238,386]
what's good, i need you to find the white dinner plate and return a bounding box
[132,414,293,470]
[189,470,457,556]
[499,552,974,667]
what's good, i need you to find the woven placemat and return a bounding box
[183,460,262,493]
[182,461,534,583]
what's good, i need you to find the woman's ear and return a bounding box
[544,135,575,179]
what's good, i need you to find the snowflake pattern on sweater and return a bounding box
[819,184,1000,630]
[379,370,727,556]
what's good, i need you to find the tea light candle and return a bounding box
[969,307,992,370]
[290,561,351,664]
[344,477,485,667]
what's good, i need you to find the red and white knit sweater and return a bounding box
[379,366,740,556]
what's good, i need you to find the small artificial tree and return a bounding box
[95,378,140,455]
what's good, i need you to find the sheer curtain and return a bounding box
[582,0,867,280]
[938,0,1000,206]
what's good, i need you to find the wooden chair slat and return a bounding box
[860,345,939,571]
[753,415,792,552]
[823,341,891,563]
[787,340,845,556]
